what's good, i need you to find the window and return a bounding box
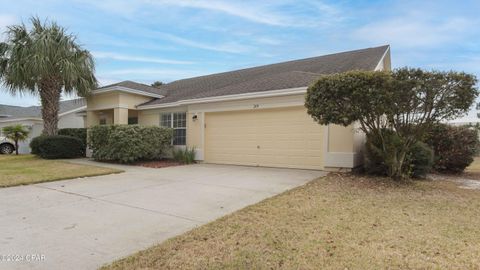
[128,117,138,125]
[160,112,186,145]
[160,114,171,128]
[99,118,107,125]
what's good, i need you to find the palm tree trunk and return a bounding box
[39,78,62,136]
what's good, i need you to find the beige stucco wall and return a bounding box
[328,125,354,153]
[88,91,365,170]
[114,108,128,125]
[135,93,362,170]
[87,92,120,111]
[87,92,153,111]
[118,93,153,109]
[86,92,154,126]
[187,112,203,149]
[138,112,160,126]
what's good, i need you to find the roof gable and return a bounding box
[93,80,166,98]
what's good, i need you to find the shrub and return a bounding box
[306,68,478,179]
[364,130,433,178]
[30,135,85,159]
[172,147,196,164]
[424,124,479,173]
[58,128,87,147]
[407,142,434,178]
[88,125,173,163]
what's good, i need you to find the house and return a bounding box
[0,99,86,153]
[86,45,391,171]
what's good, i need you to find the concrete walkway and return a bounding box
[0,160,326,270]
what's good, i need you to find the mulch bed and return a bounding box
[134,159,184,168]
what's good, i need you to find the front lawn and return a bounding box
[0,155,122,187]
[102,173,480,269]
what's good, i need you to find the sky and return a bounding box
[0,0,479,120]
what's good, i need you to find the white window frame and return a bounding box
[160,112,186,145]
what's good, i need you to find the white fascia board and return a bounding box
[92,86,164,98]
[137,87,308,110]
[0,117,43,123]
[374,45,391,71]
[59,106,87,117]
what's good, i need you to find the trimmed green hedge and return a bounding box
[30,135,85,159]
[424,124,479,173]
[58,128,87,147]
[88,125,173,163]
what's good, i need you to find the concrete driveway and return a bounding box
[0,160,326,270]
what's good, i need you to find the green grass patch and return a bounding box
[0,155,122,187]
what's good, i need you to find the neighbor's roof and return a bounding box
[0,98,85,121]
[138,45,390,107]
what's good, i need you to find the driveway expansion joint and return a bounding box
[35,183,204,223]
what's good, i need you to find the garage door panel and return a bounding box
[205,107,324,170]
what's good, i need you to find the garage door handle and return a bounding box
[257,145,260,149]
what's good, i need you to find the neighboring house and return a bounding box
[0,99,86,153]
[86,45,391,171]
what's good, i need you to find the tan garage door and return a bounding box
[204,106,324,170]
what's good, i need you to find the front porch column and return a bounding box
[114,108,129,125]
[86,111,99,127]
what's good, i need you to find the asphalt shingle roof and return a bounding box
[95,80,166,96]
[139,45,389,107]
[0,98,85,121]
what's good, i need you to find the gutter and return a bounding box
[0,117,43,123]
[136,87,308,110]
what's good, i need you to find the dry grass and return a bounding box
[102,173,480,270]
[463,157,480,180]
[0,155,122,187]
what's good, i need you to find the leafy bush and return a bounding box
[407,142,434,178]
[306,68,478,179]
[30,135,85,159]
[58,128,87,147]
[424,124,479,173]
[364,130,433,178]
[172,147,196,164]
[88,125,173,163]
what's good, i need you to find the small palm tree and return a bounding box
[0,17,97,135]
[2,124,30,155]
